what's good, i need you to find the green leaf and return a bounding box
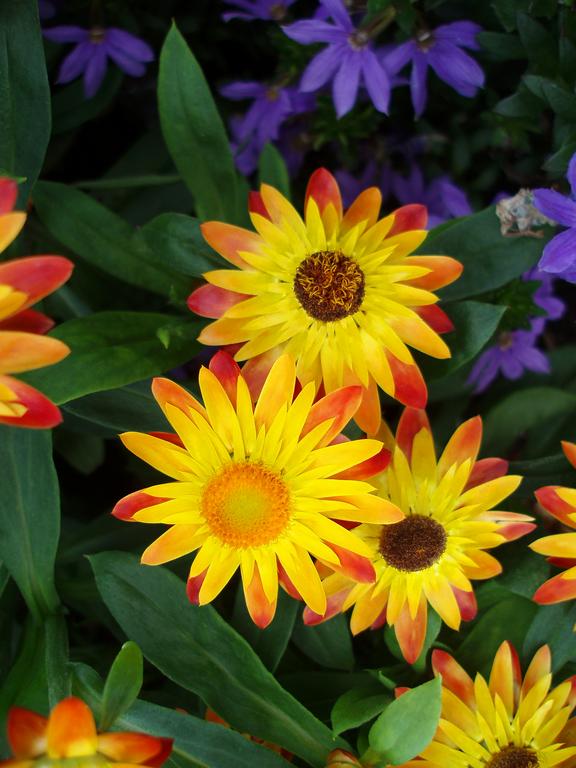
[72,664,290,768]
[258,144,291,200]
[483,388,576,454]
[33,181,193,300]
[0,428,59,617]
[478,31,524,60]
[422,301,506,380]
[44,613,70,708]
[543,141,576,174]
[158,23,240,222]
[457,596,538,676]
[140,213,224,277]
[523,75,576,120]
[422,207,544,301]
[517,13,557,73]
[22,312,203,404]
[0,1,50,203]
[90,552,344,767]
[231,587,298,672]
[292,615,354,671]
[366,678,442,765]
[524,603,576,672]
[331,687,390,736]
[100,642,143,731]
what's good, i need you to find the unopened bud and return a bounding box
[326,750,363,768]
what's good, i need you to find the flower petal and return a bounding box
[46,698,97,760]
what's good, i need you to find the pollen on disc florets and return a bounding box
[293,250,365,322]
[201,462,291,548]
[379,514,447,572]
[486,747,539,768]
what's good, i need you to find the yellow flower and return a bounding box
[305,408,533,662]
[188,168,462,434]
[403,642,576,767]
[113,352,401,627]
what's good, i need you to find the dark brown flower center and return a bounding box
[498,331,514,350]
[486,747,539,768]
[270,3,287,20]
[293,251,365,322]
[379,515,447,571]
[90,26,106,43]
[416,29,435,51]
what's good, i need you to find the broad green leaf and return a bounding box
[0,1,50,203]
[524,75,576,120]
[517,13,557,74]
[22,312,203,404]
[483,387,576,454]
[100,642,143,731]
[44,613,70,708]
[422,301,506,380]
[62,382,169,436]
[422,207,545,301]
[366,678,442,765]
[231,587,298,672]
[33,181,193,299]
[292,614,354,671]
[0,428,59,617]
[524,603,576,672]
[158,24,240,222]
[331,687,390,736]
[258,144,291,200]
[72,663,290,768]
[457,596,538,676]
[90,552,344,767]
[140,213,224,277]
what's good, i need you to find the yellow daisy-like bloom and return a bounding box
[113,351,401,627]
[188,168,462,434]
[400,642,576,767]
[305,408,533,663]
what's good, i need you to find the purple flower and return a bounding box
[38,0,56,20]
[533,153,576,284]
[282,0,392,117]
[392,164,472,227]
[386,21,484,118]
[222,0,296,21]
[468,328,549,393]
[43,26,154,98]
[222,81,313,172]
[229,117,261,175]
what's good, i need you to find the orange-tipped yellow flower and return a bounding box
[0,696,172,768]
[399,642,576,767]
[531,441,576,606]
[188,168,462,434]
[113,351,401,627]
[0,178,72,428]
[305,408,533,663]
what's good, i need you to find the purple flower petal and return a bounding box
[221,81,265,100]
[568,153,576,198]
[434,21,482,50]
[410,52,428,118]
[106,29,154,62]
[361,50,390,114]
[56,41,92,84]
[468,348,500,392]
[319,0,352,30]
[332,53,361,117]
[539,227,576,274]
[515,344,550,373]
[435,177,472,217]
[500,352,524,380]
[383,41,415,74]
[533,188,576,227]
[44,25,89,43]
[106,47,148,77]
[300,44,343,92]
[428,41,484,96]
[282,19,345,44]
[83,44,108,98]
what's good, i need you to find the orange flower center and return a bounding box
[379,515,447,571]
[201,462,291,547]
[293,251,365,322]
[486,747,539,768]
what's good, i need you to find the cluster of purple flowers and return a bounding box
[468,269,564,393]
[221,0,485,181]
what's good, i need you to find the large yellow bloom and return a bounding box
[401,642,576,767]
[113,352,401,627]
[305,408,533,662]
[188,168,462,434]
